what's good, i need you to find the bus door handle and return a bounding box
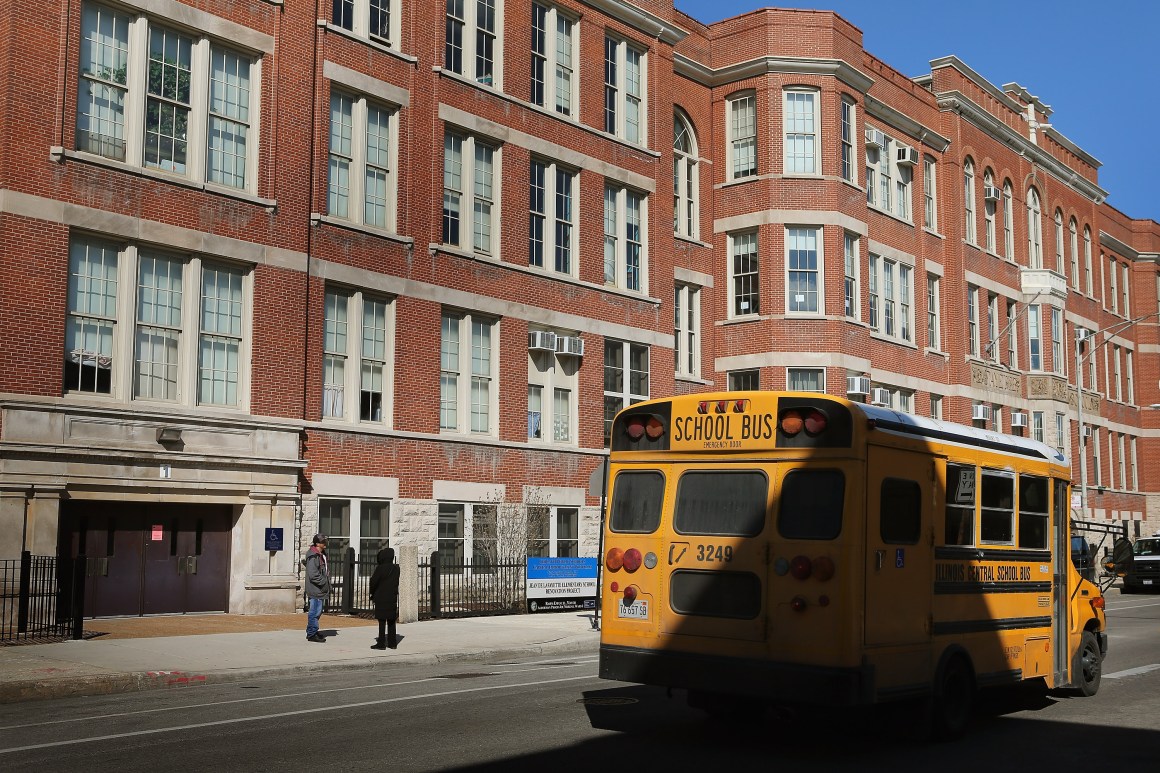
[875,550,884,571]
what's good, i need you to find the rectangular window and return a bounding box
[329,92,397,231]
[1127,350,1135,404]
[78,3,257,190]
[877,136,891,211]
[868,254,879,331]
[1028,304,1041,371]
[443,132,497,256]
[843,233,858,319]
[134,253,182,401]
[783,90,817,174]
[882,259,896,337]
[1006,300,1017,367]
[787,368,824,392]
[1109,258,1118,313]
[930,394,942,420]
[1003,184,1014,258]
[1055,412,1066,455]
[527,506,579,557]
[944,464,974,545]
[1093,427,1101,487]
[963,162,976,245]
[674,284,701,378]
[323,290,349,418]
[675,471,768,537]
[730,231,758,317]
[729,370,758,391]
[729,93,756,179]
[604,36,644,143]
[603,183,646,292]
[786,227,819,314]
[360,296,389,422]
[1123,264,1131,317]
[984,177,996,252]
[603,340,649,446]
[926,274,940,350]
[1118,434,1127,489]
[441,311,495,434]
[967,286,979,358]
[1018,475,1048,550]
[1032,411,1044,443]
[198,263,243,407]
[528,331,577,444]
[528,159,575,275]
[1112,346,1122,401]
[840,97,855,183]
[445,0,498,86]
[987,294,999,362]
[332,1,399,46]
[530,3,574,116]
[923,155,937,231]
[871,258,914,343]
[895,163,911,221]
[1050,308,1063,374]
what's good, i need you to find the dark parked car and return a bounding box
[1122,536,1160,594]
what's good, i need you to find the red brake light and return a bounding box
[813,556,835,582]
[622,548,643,573]
[804,410,827,435]
[625,418,645,441]
[789,555,812,580]
[623,585,638,604]
[697,402,709,414]
[790,596,807,612]
[1090,596,1105,611]
[715,401,728,414]
[645,417,665,439]
[733,399,749,413]
[605,547,624,571]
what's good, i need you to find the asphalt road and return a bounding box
[2,589,1157,772]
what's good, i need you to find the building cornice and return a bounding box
[673,53,873,93]
[929,56,1027,116]
[863,95,950,152]
[1099,231,1160,263]
[580,0,688,45]
[936,93,1108,204]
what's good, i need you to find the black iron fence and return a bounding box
[321,548,527,620]
[0,552,86,644]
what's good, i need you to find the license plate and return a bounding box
[1145,580,1153,585]
[617,599,649,620]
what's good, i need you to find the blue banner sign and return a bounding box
[526,557,598,613]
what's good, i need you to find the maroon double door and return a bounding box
[60,501,232,617]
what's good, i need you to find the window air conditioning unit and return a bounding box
[846,376,871,396]
[971,404,991,422]
[864,128,885,149]
[895,145,919,166]
[1010,412,1028,428]
[528,331,557,351]
[555,335,585,357]
[1082,426,1093,439]
[983,185,1001,202]
[870,387,892,406]
[1075,327,1090,343]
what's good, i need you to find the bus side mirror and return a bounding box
[1110,537,1134,575]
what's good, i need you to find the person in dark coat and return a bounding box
[368,547,400,649]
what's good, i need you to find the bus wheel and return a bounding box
[1074,630,1102,697]
[931,656,975,740]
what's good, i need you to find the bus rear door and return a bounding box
[865,446,934,693]
[659,464,769,644]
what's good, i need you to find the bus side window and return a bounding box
[980,471,1015,545]
[944,464,975,546]
[778,469,844,540]
[610,471,665,533]
[1018,475,1049,549]
[881,478,921,544]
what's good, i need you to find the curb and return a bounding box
[0,637,599,705]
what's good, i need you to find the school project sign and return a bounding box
[526,557,598,613]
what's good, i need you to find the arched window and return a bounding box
[673,112,699,239]
[983,169,996,253]
[1054,209,1065,274]
[1026,187,1042,268]
[963,158,976,245]
[1069,218,1079,290]
[1002,180,1014,258]
[1083,226,1093,295]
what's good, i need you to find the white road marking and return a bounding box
[0,660,597,732]
[1103,664,1160,679]
[0,675,599,755]
[1105,599,1160,611]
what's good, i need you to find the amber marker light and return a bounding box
[605,547,624,571]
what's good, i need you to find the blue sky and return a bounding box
[673,0,1157,223]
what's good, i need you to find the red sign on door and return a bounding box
[151,524,164,541]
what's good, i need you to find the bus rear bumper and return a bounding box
[599,644,874,706]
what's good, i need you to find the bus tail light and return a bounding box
[625,417,646,441]
[790,555,812,580]
[645,417,665,440]
[813,556,835,582]
[1090,596,1105,611]
[790,596,807,612]
[605,547,624,571]
[622,548,643,573]
[779,408,828,437]
[623,585,638,604]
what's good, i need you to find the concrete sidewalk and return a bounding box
[0,612,600,704]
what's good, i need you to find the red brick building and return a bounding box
[1,1,1157,614]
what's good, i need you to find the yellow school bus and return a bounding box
[598,391,1106,737]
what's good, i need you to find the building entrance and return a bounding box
[59,502,233,617]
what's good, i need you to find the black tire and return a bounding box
[931,656,975,741]
[1074,630,1102,697]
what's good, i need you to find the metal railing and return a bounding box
[321,548,527,620]
[1,552,86,644]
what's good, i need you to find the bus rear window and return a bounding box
[674,471,767,537]
[777,469,844,540]
[609,471,664,533]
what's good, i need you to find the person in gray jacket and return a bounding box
[304,534,330,643]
